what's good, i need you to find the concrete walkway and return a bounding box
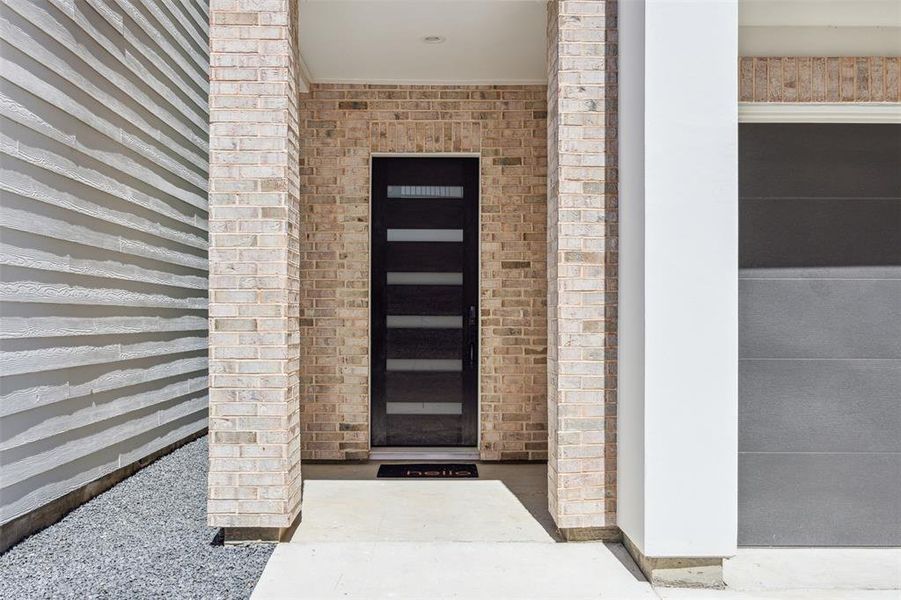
[253,541,658,599]
[251,464,901,599]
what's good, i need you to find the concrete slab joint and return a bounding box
[207,0,303,537]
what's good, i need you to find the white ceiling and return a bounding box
[739,0,901,27]
[297,0,901,85]
[298,0,547,85]
[739,0,901,56]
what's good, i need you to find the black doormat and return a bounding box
[377,463,478,478]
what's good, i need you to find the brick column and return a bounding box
[207,0,302,539]
[546,0,618,537]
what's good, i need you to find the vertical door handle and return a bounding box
[467,305,477,368]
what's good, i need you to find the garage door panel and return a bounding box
[740,198,901,269]
[739,123,901,198]
[740,279,901,358]
[740,359,901,453]
[738,452,901,546]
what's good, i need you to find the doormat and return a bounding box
[377,463,478,478]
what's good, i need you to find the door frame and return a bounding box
[368,153,482,455]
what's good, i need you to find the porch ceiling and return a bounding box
[297,0,547,85]
[740,0,901,56]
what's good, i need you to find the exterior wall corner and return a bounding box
[207,0,302,531]
[546,0,619,530]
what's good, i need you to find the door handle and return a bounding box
[467,305,477,368]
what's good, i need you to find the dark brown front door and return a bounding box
[371,157,479,446]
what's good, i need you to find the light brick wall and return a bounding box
[546,0,618,532]
[298,84,548,461]
[739,57,901,102]
[207,0,302,530]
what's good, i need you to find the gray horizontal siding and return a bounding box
[0,0,209,526]
[738,123,901,546]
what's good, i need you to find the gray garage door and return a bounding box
[738,123,901,546]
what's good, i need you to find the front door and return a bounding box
[371,157,479,447]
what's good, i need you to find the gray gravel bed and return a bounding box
[0,436,274,600]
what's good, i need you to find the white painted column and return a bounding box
[618,0,738,562]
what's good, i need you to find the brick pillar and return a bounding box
[546,0,618,537]
[207,0,302,538]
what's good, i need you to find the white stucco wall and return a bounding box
[618,0,739,558]
[617,0,646,550]
[0,0,209,528]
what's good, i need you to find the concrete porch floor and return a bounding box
[293,460,560,542]
[250,462,901,599]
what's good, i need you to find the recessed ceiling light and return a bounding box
[422,35,445,44]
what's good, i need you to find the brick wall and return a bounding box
[739,57,901,102]
[207,0,302,531]
[546,0,618,533]
[298,84,549,461]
